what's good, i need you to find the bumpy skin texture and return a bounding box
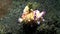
[19,12,45,25]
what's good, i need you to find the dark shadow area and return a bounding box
[23,20,38,34]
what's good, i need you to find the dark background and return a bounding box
[0,0,60,34]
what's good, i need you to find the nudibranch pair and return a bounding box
[18,5,46,25]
